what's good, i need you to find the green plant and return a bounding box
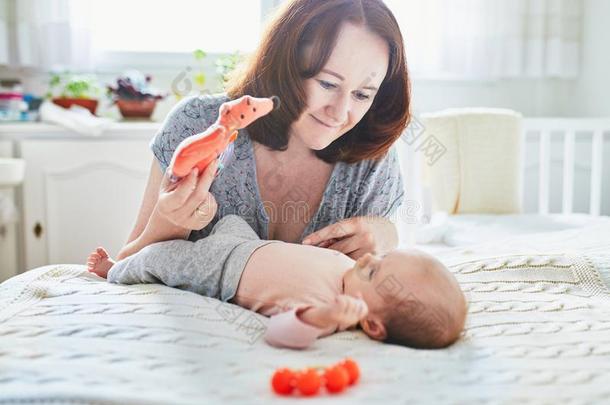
[215,51,245,89]
[46,72,102,100]
[193,49,207,92]
[171,49,245,99]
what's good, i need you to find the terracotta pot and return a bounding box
[52,98,98,115]
[116,99,157,119]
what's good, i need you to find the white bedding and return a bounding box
[412,213,610,255]
[1,217,610,404]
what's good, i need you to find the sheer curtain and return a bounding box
[0,0,96,71]
[0,0,8,65]
[386,0,582,79]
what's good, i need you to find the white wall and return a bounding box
[410,79,573,117]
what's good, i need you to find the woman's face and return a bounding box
[290,22,390,151]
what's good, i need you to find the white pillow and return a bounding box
[420,108,523,214]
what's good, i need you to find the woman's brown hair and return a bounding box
[226,0,411,164]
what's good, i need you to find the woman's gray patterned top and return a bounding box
[150,93,404,242]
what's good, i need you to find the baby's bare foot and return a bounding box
[87,247,115,279]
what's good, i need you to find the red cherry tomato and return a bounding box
[296,368,321,396]
[271,368,295,395]
[271,359,360,396]
[324,365,350,393]
[341,358,360,385]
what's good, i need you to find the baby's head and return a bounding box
[343,249,467,349]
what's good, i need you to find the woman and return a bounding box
[117,0,410,261]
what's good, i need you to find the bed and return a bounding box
[2,118,609,404]
[1,213,610,404]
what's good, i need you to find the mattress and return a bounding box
[1,217,610,404]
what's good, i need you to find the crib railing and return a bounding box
[522,118,610,216]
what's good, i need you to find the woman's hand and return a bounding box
[302,216,398,259]
[156,159,219,231]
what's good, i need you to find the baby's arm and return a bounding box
[264,307,333,349]
[264,295,369,349]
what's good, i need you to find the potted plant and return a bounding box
[47,73,102,115]
[107,70,165,119]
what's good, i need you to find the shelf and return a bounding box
[0,121,161,140]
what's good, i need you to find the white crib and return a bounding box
[397,115,610,248]
[399,116,610,220]
[522,118,610,216]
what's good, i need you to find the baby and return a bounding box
[88,215,467,349]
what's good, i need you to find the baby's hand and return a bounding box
[325,293,369,331]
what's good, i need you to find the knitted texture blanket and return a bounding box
[1,225,609,404]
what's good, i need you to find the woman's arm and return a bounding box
[117,209,190,260]
[123,159,168,246]
[117,159,187,260]
[117,157,219,260]
[117,95,235,260]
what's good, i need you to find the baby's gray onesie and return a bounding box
[107,215,277,302]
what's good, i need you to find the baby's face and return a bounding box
[343,250,421,317]
[343,249,465,342]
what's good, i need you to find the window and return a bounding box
[384,0,581,80]
[76,0,264,54]
[383,0,444,79]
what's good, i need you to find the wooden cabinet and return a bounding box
[20,139,152,270]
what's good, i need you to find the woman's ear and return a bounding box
[360,316,387,341]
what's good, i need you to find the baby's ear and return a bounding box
[360,317,387,341]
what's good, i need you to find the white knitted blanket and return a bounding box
[1,225,610,404]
